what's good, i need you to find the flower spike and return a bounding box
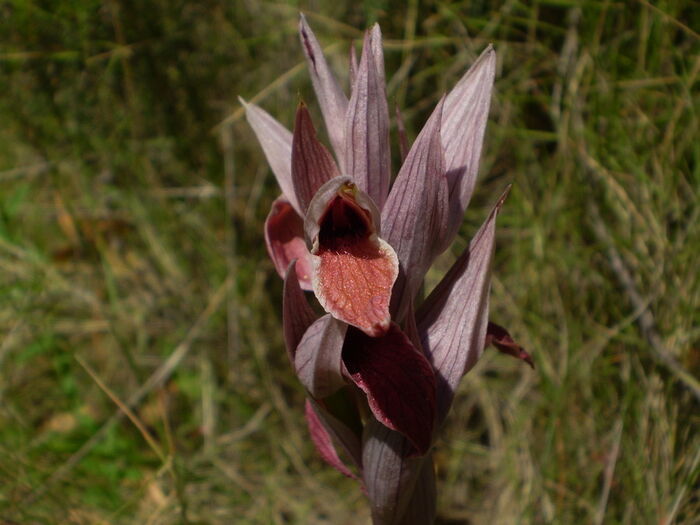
[243,16,529,522]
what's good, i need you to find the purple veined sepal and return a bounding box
[240,98,299,214]
[438,45,498,252]
[417,186,510,425]
[344,24,391,210]
[299,13,349,168]
[291,102,341,212]
[304,176,398,338]
[382,96,449,323]
[295,314,347,398]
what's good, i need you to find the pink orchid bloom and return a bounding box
[242,14,531,524]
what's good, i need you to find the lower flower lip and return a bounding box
[306,178,399,337]
[311,235,396,337]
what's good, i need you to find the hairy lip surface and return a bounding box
[313,189,395,337]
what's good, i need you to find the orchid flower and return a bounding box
[242,14,531,524]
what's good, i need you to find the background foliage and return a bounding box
[1,0,698,523]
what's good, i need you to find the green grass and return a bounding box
[1,0,698,523]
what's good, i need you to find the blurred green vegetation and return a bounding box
[1,0,698,523]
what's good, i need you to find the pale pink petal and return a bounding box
[291,103,341,212]
[240,98,299,214]
[299,14,348,166]
[417,187,509,424]
[295,314,347,398]
[264,197,313,290]
[344,27,391,209]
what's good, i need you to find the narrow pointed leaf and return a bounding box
[306,177,398,337]
[343,324,436,454]
[382,98,448,321]
[291,103,341,212]
[344,27,391,209]
[362,418,426,525]
[439,45,497,250]
[305,398,361,480]
[295,314,348,398]
[265,197,313,290]
[486,321,534,368]
[241,98,299,214]
[299,14,348,165]
[283,260,317,363]
[417,188,509,424]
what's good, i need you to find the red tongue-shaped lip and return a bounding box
[307,178,398,337]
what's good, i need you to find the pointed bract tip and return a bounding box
[472,43,496,69]
[237,95,248,107]
[299,13,312,38]
[494,184,512,212]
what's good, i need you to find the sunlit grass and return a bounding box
[0,1,698,523]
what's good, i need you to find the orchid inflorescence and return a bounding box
[242,14,531,524]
